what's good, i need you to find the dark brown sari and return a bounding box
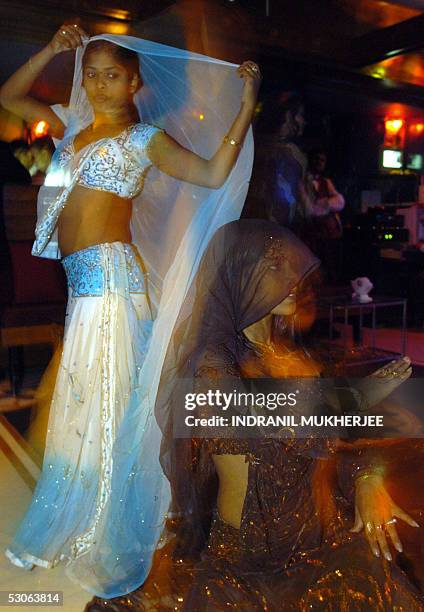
[168,221,423,610]
[86,220,424,611]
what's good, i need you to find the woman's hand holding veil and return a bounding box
[0,23,87,138]
[237,61,262,110]
[48,24,88,55]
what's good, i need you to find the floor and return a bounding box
[0,415,92,612]
[0,325,423,610]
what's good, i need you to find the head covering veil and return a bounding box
[154,219,320,556]
[39,36,253,597]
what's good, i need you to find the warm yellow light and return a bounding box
[108,9,130,20]
[33,120,49,138]
[412,122,424,134]
[370,66,386,80]
[199,114,205,121]
[385,118,404,133]
[104,22,130,35]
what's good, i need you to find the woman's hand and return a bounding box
[48,24,88,55]
[0,23,87,136]
[351,473,419,561]
[354,356,412,410]
[237,61,262,110]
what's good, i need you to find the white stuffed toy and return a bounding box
[351,277,373,303]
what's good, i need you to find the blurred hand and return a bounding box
[48,24,88,55]
[237,61,261,110]
[355,356,412,409]
[351,474,419,561]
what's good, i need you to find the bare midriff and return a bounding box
[58,184,132,256]
[212,454,248,530]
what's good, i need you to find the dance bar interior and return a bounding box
[0,0,423,609]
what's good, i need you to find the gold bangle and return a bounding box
[223,135,242,149]
[28,58,35,74]
[355,472,383,485]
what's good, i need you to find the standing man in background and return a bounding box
[308,149,345,283]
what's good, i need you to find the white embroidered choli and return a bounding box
[32,119,162,259]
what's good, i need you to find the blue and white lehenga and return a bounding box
[5,34,254,598]
[6,123,161,586]
[6,242,152,560]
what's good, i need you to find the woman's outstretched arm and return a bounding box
[0,24,86,138]
[147,61,262,189]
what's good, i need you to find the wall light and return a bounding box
[411,122,424,134]
[32,120,49,139]
[385,118,403,133]
[384,117,405,149]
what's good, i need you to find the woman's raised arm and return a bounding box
[0,24,87,139]
[147,61,261,189]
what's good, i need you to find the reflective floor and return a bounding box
[0,416,91,612]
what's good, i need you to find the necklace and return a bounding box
[249,338,275,355]
[243,334,286,359]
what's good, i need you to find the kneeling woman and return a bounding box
[0,25,260,597]
[156,219,422,610]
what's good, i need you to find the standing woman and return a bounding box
[0,25,261,597]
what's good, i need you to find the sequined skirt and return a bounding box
[183,513,424,611]
[5,242,153,587]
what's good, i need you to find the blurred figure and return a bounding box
[244,91,314,232]
[0,141,31,185]
[10,139,34,175]
[245,99,344,284]
[309,149,345,218]
[0,140,31,299]
[308,149,345,284]
[30,137,54,184]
